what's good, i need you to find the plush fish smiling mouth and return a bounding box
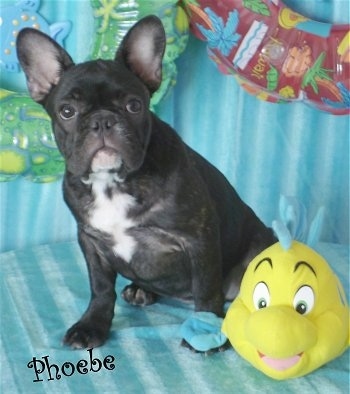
[258,352,302,372]
[222,202,349,380]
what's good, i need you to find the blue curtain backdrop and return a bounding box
[0,0,349,252]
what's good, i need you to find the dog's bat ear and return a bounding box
[16,28,74,103]
[115,15,166,94]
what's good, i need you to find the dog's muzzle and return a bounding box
[85,111,123,173]
[91,147,122,173]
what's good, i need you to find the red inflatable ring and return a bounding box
[184,0,350,115]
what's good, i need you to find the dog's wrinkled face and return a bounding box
[46,60,151,179]
[16,16,166,180]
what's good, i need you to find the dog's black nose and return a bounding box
[89,112,117,135]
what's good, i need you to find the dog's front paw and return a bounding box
[63,322,109,349]
[121,283,157,306]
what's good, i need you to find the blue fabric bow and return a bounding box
[180,312,227,352]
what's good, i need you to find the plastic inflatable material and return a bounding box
[0,0,188,182]
[184,0,350,115]
[0,89,65,182]
[0,0,71,73]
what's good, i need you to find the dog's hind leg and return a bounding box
[121,283,157,306]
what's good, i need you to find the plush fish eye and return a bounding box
[253,282,270,310]
[126,99,142,114]
[293,285,315,315]
[59,104,77,120]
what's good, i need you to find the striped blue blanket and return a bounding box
[1,241,349,393]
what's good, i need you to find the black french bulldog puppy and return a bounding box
[17,16,275,349]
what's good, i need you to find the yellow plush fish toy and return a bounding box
[222,201,349,380]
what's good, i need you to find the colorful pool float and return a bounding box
[184,0,350,114]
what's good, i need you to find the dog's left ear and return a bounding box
[116,15,166,94]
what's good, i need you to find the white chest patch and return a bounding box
[88,174,137,263]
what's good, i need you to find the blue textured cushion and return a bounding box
[0,0,349,253]
[1,241,348,392]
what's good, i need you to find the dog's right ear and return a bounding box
[16,28,74,103]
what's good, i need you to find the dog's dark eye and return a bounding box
[59,104,77,120]
[126,99,142,114]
